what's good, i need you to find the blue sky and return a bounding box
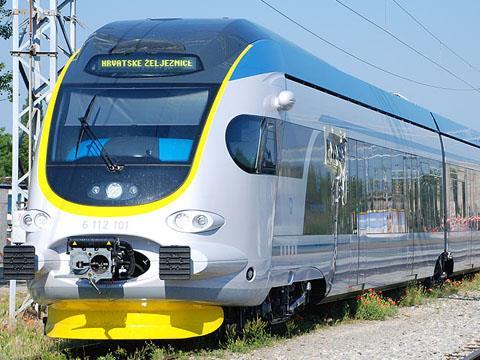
[1,0,480,132]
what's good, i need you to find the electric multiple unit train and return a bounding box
[4,18,480,340]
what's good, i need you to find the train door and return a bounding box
[447,166,470,271]
[408,156,417,277]
[404,155,415,277]
[272,121,313,269]
[356,141,368,285]
[413,158,444,279]
[314,127,358,295]
[357,144,415,287]
[341,138,360,289]
[467,169,476,268]
[471,171,480,268]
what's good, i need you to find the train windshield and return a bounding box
[46,85,215,206]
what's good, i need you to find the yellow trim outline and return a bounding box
[46,300,224,339]
[38,45,253,217]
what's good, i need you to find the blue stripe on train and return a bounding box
[159,138,193,162]
[66,138,193,162]
[66,138,110,161]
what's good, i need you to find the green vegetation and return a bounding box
[0,0,11,180]
[0,1,47,182]
[0,0,12,101]
[224,317,274,353]
[0,97,34,179]
[399,277,467,307]
[0,0,27,182]
[1,273,480,359]
[354,288,398,320]
[0,292,66,360]
[0,122,31,180]
[0,127,12,179]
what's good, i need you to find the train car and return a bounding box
[4,18,480,340]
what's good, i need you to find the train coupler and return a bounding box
[67,236,136,287]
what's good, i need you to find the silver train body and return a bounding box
[6,19,480,339]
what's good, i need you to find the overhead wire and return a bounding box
[333,0,480,93]
[258,0,479,92]
[391,0,480,75]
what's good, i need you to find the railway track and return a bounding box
[444,339,480,360]
[463,348,480,360]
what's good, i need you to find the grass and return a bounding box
[224,317,274,353]
[1,272,480,359]
[398,276,472,307]
[0,293,67,360]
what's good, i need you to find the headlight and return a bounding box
[20,210,50,232]
[167,210,225,233]
[106,182,123,199]
[23,214,33,227]
[34,212,49,227]
[193,215,208,228]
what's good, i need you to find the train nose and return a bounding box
[31,234,249,285]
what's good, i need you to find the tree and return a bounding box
[0,0,11,39]
[0,0,12,100]
[0,62,12,100]
[0,2,36,180]
[0,127,12,180]
[0,101,30,181]
[0,0,13,182]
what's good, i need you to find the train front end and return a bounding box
[6,19,281,339]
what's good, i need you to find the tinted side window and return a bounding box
[448,166,467,232]
[419,159,443,232]
[260,119,277,174]
[226,115,262,173]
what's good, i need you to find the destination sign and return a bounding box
[86,53,203,77]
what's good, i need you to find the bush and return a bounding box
[355,289,397,320]
[399,284,428,307]
[225,318,274,353]
[459,273,480,293]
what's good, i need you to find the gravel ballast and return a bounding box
[234,292,480,360]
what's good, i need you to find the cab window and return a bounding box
[226,115,277,175]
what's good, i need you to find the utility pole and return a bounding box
[9,0,78,323]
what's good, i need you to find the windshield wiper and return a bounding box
[75,96,124,173]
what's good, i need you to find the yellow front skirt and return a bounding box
[45,300,224,340]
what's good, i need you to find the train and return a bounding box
[3,18,480,340]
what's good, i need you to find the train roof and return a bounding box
[83,18,480,147]
[77,18,271,85]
